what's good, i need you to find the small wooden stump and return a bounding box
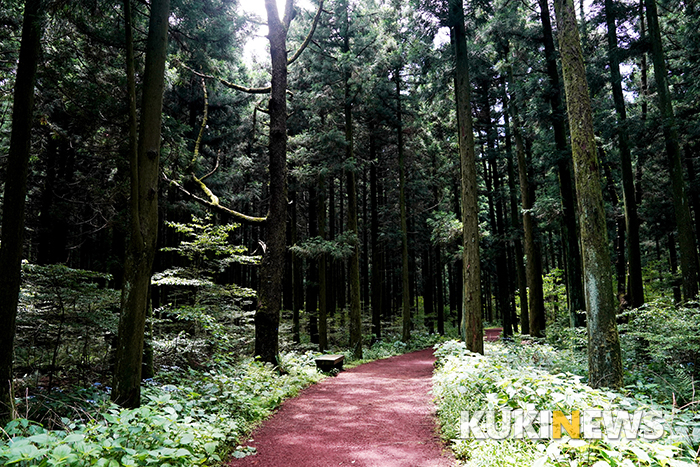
[315,354,345,373]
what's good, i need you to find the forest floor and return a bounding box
[226,348,456,467]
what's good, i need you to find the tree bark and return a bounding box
[538,0,586,327]
[604,0,644,308]
[113,0,170,408]
[502,76,527,334]
[344,1,362,358]
[291,190,303,344]
[255,0,294,364]
[318,175,328,351]
[506,60,539,336]
[645,0,700,300]
[307,187,319,344]
[396,67,411,343]
[554,0,623,389]
[0,0,43,423]
[449,0,483,353]
[370,134,382,341]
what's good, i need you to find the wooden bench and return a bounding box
[315,354,345,373]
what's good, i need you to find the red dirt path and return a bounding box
[227,348,455,467]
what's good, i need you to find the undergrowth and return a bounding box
[433,340,700,467]
[0,352,323,466]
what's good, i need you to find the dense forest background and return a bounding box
[1,0,700,417]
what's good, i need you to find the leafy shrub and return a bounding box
[14,264,119,423]
[0,352,323,466]
[619,298,700,405]
[433,340,700,466]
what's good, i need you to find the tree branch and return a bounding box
[164,173,267,226]
[287,0,325,66]
[180,62,271,94]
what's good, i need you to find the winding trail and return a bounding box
[227,348,454,467]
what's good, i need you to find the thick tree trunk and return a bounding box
[255,0,293,364]
[449,0,483,353]
[645,0,700,300]
[0,0,43,423]
[604,0,644,308]
[538,0,586,327]
[113,0,170,408]
[554,0,623,389]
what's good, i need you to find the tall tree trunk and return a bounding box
[290,190,302,344]
[604,0,644,308]
[436,246,445,335]
[602,159,627,300]
[396,67,411,343]
[370,134,382,341]
[538,0,586,327]
[502,76,527,333]
[449,0,483,353]
[307,187,319,344]
[0,0,43,423]
[113,0,170,408]
[506,61,538,336]
[361,168,370,315]
[344,3,362,358]
[554,0,623,389]
[255,0,293,364]
[685,150,700,251]
[669,232,682,303]
[423,249,435,333]
[318,175,328,351]
[494,161,513,337]
[645,0,700,300]
[328,177,337,316]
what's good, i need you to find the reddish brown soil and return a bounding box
[228,348,455,467]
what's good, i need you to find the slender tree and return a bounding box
[449,0,483,353]
[0,0,44,423]
[554,0,623,388]
[397,65,411,342]
[604,0,644,308]
[645,0,700,300]
[112,0,171,408]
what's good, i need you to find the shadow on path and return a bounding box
[227,348,455,467]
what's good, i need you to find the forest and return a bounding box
[1,0,700,465]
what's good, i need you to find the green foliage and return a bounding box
[289,231,358,261]
[619,298,700,405]
[433,340,700,466]
[0,353,323,466]
[14,263,119,420]
[152,216,258,362]
[160,218,259,269]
